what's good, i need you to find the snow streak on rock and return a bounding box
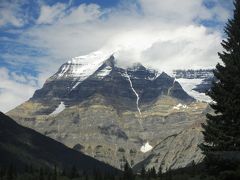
[125,71,144,130]
[125,71,141,116]
[96,66,112,79]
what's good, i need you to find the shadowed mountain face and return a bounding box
[0,112,119,173]
[8,53,208,171]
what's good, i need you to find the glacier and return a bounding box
[176,78,212,102]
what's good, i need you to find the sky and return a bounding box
[0,0,234,112]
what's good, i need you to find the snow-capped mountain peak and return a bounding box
[57,51,113,79]
[46,50,214,104]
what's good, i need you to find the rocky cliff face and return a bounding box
[7,51,209,171]
[133,120,205,172]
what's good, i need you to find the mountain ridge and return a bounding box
[0,111,120,173]
[7,52,211,171]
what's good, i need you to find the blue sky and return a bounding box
[0,0,234,112]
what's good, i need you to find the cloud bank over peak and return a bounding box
[104,25,222,72]
[22,0,230,71]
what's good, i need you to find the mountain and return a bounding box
[7,51,210,171]
[30,53,194,111]
[0,111,119,173]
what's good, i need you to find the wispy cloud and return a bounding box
[0,67,38,113]
[0,8,23,27]
[0,0,31,27]
[36,2,67,24]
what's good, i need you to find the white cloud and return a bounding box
[37,3,67,24]
[210,4,230,22]
[139,0,206,23]
[0,1,25,27]
[0,68,38,113]
[37,3,102,25]
[59,4,102,25]
[21,0,229,72]
[140,25,222,72]
[139,0,230,24]
[0,0,233,111]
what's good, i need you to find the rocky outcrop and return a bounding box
[133,120,205,172]
[8,95,207,171]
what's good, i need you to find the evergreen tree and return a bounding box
[140,166,146,178]
[70,165,78,178]
[47,173,51,180]
[146,168,151,179]
[61,168,66,177]
[29,165,34,174]
[38,168,44,180]
[94,169,103,180]
[6,164,14,180]
[200,0,240,172]
[150,167,157,178]
[157,166,162,179]
[166,168,172,180]
[123,162,134,180]
[0,167,6,180]
[52,165,57,180]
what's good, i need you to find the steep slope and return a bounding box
[7,52,208,171]
[133,120,205,172]
[0,112,119,173]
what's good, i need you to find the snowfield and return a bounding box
[173,103,188,110]
[50,102,65,116]
[141,142,153,153]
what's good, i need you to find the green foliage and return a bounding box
[123,162,134,180]
[146,167,157,179]
[200,0,240,174]
[140,166,146,178]
[157,166,162,178]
